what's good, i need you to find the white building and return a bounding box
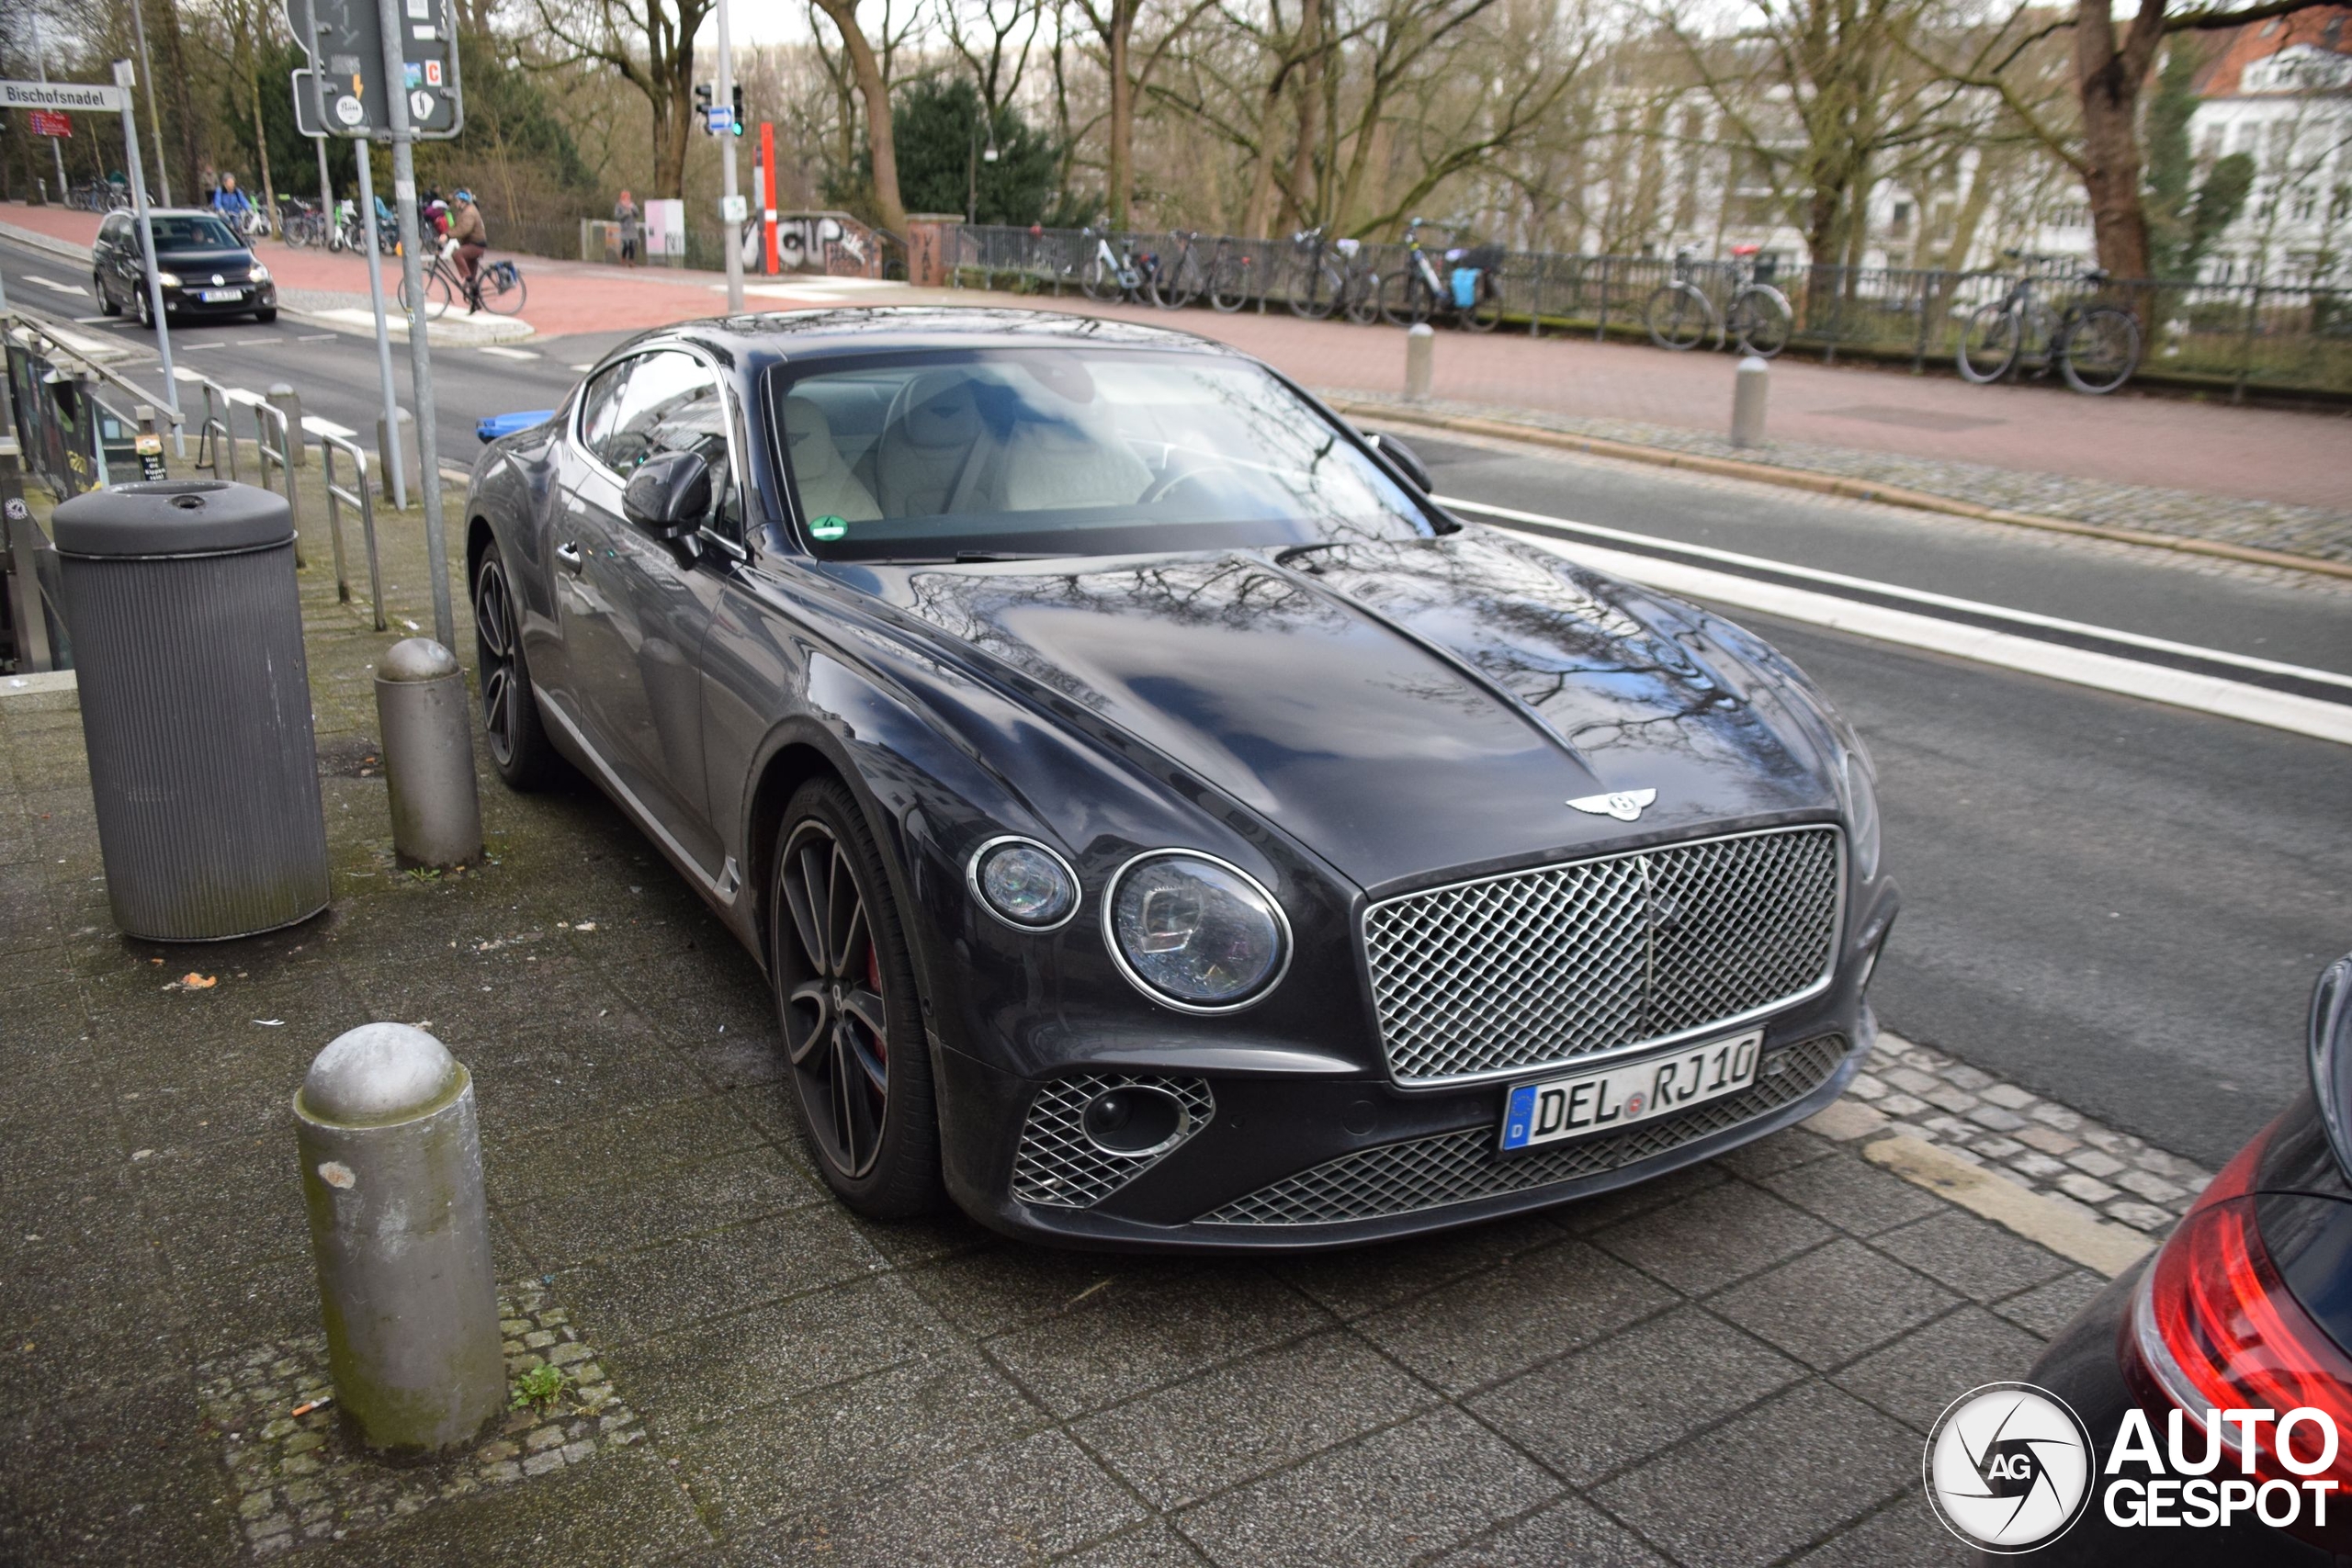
[2188,9,2352,284]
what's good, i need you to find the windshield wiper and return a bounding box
[952,550,1058,563]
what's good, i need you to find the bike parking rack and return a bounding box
[251,397,306,569]
[319,431,385,631]
[194,376,239,483]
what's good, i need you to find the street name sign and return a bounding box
[1,81,128,114]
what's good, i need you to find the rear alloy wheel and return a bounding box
[94,272,120,315]
[771,781,939,1218]
[470,542,562,788]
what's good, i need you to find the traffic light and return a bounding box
[730,83,745,137]
[695,82,714,135]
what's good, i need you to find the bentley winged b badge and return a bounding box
[1567,788,1657,823]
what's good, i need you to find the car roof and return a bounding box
[626,307,1245,373]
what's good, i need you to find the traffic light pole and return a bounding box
[717,0,745,314]
[376,0,455,650]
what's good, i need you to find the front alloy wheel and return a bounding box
[471,543,560,788]
[771,782,939,1217]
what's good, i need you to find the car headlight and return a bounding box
[155,271,182,288]
[1841,750,1881,883]
[1105,851,1289,1011]
[249,263,271,284]
[967,836,1079,931]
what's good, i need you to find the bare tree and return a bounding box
[532,0,715,198]
[809,0,912,231]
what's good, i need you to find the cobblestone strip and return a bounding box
[1847,1029,2211,1233]
[197,1280,643,1559]
[1333,389,2352,569]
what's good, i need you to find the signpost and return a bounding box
[26,109,70,139]
[288,0,463,620]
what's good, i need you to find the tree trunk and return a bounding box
[245,53,277,224]
[1282,0,1324,229]
[1105,4,1135,228]
[656,73,690,200]
[813,0,907,233]
[2072,0,2166,283]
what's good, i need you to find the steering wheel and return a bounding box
[1138,461,1220,507]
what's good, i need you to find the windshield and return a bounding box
[766,349,1435,561]
[150,216,241,249]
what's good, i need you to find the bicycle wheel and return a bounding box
[1645,284,1709,351]
[2059,306,2140,395]
[1380,269,1434,327]
[1732,288,1792,357]
[1207,255,1250,313]
[1957,303,2018,383]
[1464,276,1504,333]
[479,264,528,317]
[1344,273,1383,325]
[1289,260,1340,320]
[397,265,454,321]
[1149,254,1200,310]
[1080,254,1119,303]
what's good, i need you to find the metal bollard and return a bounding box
[266,384,307,468]
[295,1023,503,1452]
[1405,323,1435,402]
[374,638,484,869]
[1730,355,1770,447]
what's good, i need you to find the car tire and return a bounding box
[769,778,941,1220]
[253,308,277,323]
[470,541,564,790]
[134,287,154,330]
[94,272,120,315]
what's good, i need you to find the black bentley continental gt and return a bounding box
[462,308,1899,1248]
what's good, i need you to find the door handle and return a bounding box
[555,540,584,571]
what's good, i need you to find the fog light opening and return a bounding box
[1081,1086,1188,1156]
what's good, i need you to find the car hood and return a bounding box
[153,247,252,274]
[855,528,1838,892]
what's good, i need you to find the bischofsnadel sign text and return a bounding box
[0,81,129,113]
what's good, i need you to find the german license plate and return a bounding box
[199,288,243,302]
[1499,1029,1763,1151]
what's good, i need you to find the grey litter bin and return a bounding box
[53,479,330,941]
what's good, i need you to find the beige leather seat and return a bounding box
[876,371,989,516]
[781,395,880,523]
[998,405,1152,513]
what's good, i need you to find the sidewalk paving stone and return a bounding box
[0,450,2201,1565]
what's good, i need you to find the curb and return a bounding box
[284,304,536,348]
[1331,397,2352,585]
[1807,1100,2157,1277]
[0,217,92,266]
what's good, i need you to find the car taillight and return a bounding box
[2128,1119,2352,1546]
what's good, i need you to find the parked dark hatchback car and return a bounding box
[2018,955,2352,1565]
[462,308,1900,1249]
[91,209,277,327]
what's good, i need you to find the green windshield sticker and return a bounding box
[808,514,848,542]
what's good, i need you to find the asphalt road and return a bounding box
[9,233,2348,1166]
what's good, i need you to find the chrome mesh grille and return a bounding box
[1363,826,1840,1085]
[1199,1034,1847,1227]
[1009,1074,1215,1210]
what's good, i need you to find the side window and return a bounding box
[101,215,128,247]
[588,351,741,543]
[576,359,632,464]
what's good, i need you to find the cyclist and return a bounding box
[448,189,489,309]
[212,173,254,225]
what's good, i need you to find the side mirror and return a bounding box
[621,449,711,540]
[1363,429,1433,495]
[2312,953,2352,1180]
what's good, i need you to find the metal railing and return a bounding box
[946,224,2352,398]
[195,377,240,482]
[251,398,306,570]
[320,431,385,630]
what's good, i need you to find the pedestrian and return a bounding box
[448,188,489,309]
[615,189,640,267]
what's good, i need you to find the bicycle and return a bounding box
[1287,227,1350,321]
[1148,231,1252,312]
[1957,252,2141,396]
[1644,244,1793,357]
[1331,238,1382,325]
[1075,228,1153,304]
[1377,219,1504,332]
[278,197,330,249]
[397,243,528,320]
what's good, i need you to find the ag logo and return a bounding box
[1924,1382,2095,1553]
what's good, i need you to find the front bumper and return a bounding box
[162,281,276,317]
[933,993,1873,1252]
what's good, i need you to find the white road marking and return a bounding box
[298,333,336,342]
[300,415,356,438]
[476,344,538,360]
[72,314,113,323]
[226,388,264,406]
[26,276,82,294]
[1443,495,2352,694]
[1469,506,2352,748]
[567,363,594,372]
